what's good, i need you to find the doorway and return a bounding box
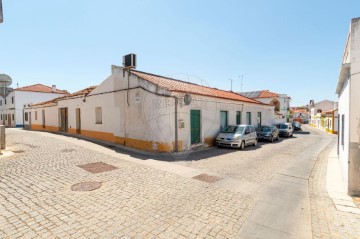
[75,108,81,134]
[190,110,201,145]
[7,113,11,126]
[60,108,68,131]
[220,111,228,131]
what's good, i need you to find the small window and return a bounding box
[35,111,38,120]
[5,114,7,120]
[257,112,262,126]
[95,107,102,124]
[236,111,241,125]
[341,114,345,147]
[11,97,14,104]
[4,99,6,105]
[25,112,28,121]
[246,112,252,125]
[12,114,14,120]
[0,114,2,120]
[0,100,2,106]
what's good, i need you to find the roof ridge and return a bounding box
[130,70,264,104]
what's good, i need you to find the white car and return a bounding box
[276,123,294,137]
[215,125,257,150]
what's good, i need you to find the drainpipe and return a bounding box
[174,97,178,152]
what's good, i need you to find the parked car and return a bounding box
[216,125,257,149]
[276,123,294,137]
[256,126,279,142]
[292,121,302,131]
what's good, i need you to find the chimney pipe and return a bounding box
[52,85,56,93]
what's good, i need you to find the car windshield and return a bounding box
[221,126,245,133]
[279,124,288,129]
[257,127,271,132]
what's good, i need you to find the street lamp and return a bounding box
[0,0,3,23]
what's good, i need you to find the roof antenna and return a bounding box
[17,83,19,88]
[239,74,247,92]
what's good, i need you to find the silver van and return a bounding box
[215,125,257,149]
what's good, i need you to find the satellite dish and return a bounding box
[0,74,12,87]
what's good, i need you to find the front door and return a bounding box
[190,110,201,145]
[7,114,11,126]
[220,111,228,131]
[75,108,81,134]
[29,112,32,129]
[60,108,68,131]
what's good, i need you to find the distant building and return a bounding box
[336,17,360,196]
[291,107,310,124]
[0,84,67,127]
[310,100,338,133]
[239,90,291,124]
[25,66,275,153]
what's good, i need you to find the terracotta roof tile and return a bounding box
[258,90,279,98]
[131,70,265,105]
[33,86,97,107]
[15,84,68,94]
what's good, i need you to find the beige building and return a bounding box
[26,66,275,153]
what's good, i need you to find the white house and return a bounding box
[309,100,338,129]
[26,66,275,153]
[239,90,291,123]
[336,17,360,196]
[0,84,67,127]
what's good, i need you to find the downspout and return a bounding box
[174,97,178,152]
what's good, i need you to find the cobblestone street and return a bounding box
[0,126,359,238]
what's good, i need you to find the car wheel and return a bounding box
[253,138,257,146]
[290,133,293,137]
[239,141,245,150]
[270,136,274,143]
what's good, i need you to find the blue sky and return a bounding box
[0,1,358,106]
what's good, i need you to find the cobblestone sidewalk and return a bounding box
[309,141,360,239]
[0,129,254,238]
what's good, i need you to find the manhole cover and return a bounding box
[192,173,222,183]
[13,150,25,154]
[61,149,76,153]
[77,162,118,174]
[71,181,102,191]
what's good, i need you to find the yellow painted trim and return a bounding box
[31,124,180,152]
[31,124,60,132]
[204,137,215,146]
[68,128,77,134]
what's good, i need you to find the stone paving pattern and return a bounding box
[309,141,360,239]
[0,130,254,238]
[0,126,360,238]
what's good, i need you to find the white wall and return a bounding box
[0,90,66,127]
[29,67,275,152]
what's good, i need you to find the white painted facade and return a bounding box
[253,94,290,123]
[0,88,66,127]
[336,17,360,196]
[27,66,275,152]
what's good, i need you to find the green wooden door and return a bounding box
[190,110,201,144]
